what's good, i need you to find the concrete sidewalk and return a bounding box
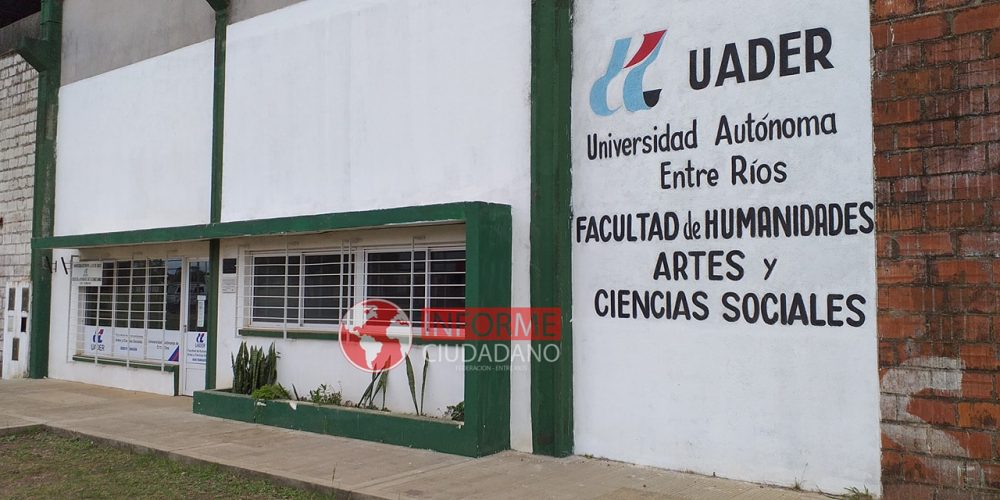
[0,379,828,500]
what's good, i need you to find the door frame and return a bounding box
[179,257,209,396]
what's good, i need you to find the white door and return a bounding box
[180,259,208,396]
[2,284,30,379]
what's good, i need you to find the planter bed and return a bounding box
[192,389,483,456]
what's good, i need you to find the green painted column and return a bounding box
[208,0,228,224]
[205,0,229,390]
[205,239,220,389]
[530,0,574,456]
[21,0,62,379]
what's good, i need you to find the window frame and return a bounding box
[73,257,180,365]
[245,249,356,330]
[242,241,466,335]
[361,244,467,328]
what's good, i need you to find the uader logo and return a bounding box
[590,29,666,116]
[89,328,106,352]
[339,299,413,373]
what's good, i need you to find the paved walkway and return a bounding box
[0,379,828,499]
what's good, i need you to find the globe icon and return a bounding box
[339,299,413,373]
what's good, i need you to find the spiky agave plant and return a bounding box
[357,360,390,409]
[231,341,279,395]
[231,342,250,394]
[405,349,431,415]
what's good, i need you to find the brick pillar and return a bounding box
[0,52,37,284]
[873,1,1000,498]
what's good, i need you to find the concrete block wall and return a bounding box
[0,51,37,286]
[872,0,1000,498]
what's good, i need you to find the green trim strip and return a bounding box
[530,0,574,457]
[24,0,62,379]
[239,329,339,341]
[285,332,340,341]
[238,329,285,339]
[70,355,179,396]
[33,202,475,250]
[238,328,467,344]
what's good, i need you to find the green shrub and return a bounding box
[251,383,290,400]
[308,384,342,406]
[445,401,464,422]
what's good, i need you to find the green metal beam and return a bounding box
[26,0,62,379]
[16,37,57,71]
[205,0,229,12]
[530,0,574,457]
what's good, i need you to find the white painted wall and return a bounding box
[54,40,213,236]
[572,1,879,494]
[222,0,533,450]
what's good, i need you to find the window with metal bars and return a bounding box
[243,245,466,332]
[82,260,170,330]
[248,251,356,328]
[364,248,466,326]
[76,259,181,363]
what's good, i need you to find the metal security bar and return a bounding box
[364,245,466,327]
[243,244,356,334]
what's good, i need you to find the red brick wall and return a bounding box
[873,0,1000,498]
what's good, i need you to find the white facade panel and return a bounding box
[54,40,214,236]
[222,0,531,223]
